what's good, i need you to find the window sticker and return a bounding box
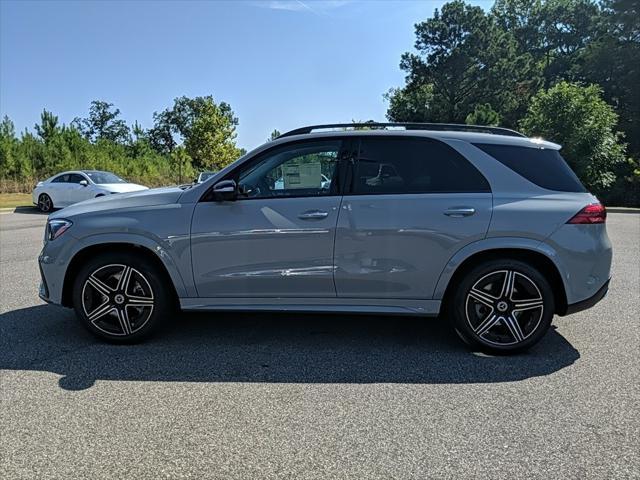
[283,161,322,189]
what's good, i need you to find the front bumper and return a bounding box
[38,261,51,302]
[38,235,77,306]
[564,278,610,315]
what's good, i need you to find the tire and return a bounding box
[37,193,53,213]
[449,259,554,355]
[72,251,175,343]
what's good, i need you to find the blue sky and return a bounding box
[0,0,491,150]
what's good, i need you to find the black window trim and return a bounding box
[52,172,90,184]
[343,135,492,196]
[199,136,355,202]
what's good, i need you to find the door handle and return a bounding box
[298,210,329,220]
[443,207,476,217]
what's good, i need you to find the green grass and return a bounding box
[0,193,33,209]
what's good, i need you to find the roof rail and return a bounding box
[278,122,526,138]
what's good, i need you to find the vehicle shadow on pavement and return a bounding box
[0,305,580,391]
[11,206,44,215]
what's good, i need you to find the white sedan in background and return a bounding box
[32,170,148,212]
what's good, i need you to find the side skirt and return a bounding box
[180,297,441,316]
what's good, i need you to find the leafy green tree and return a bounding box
[466,103,501,126]
[128,121,153,158]
[0,116,15,139]
[34,110,60,143]
[268,129,281,141]
[493,0,601,85]
[387,0,540,125]
[385,84,439,122]
[62,126,89,171]
[148,110,177,155]
[492,0,543,53]
[184,97,241,170]
[0,116,18,177]
[577,0,640,159]
[170,146,194,184]
[151,95,241,170]
[13,130,40,179]
[520,82,627,192]
[73,101,131,144]
[535,0,601,82]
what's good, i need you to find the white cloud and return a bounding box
[253,1,350,15]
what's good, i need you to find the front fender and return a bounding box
[432,236,568,300]
[68,232,194,298]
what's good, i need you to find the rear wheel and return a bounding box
[450,259,554,354]
[72,251,174,343]
[37,193,53,212]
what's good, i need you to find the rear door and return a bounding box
[334,136,492,299]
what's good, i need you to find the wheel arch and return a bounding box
[61,242,180,308]
[437,246,568,316]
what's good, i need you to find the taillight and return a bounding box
[567,203,606,224]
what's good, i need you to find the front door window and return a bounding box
[237,140,341,199]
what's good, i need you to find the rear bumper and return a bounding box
[563,278,610,316]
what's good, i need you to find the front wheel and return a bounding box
[450,259,554,354]
[72,252,174,343]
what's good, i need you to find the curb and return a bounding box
[607,207,640,213]
[0,207,16,214]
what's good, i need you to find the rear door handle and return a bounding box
[298,210,329,220]
[443,207,476,217]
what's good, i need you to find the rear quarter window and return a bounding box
[474,143,586,193]
[51,174,70,183]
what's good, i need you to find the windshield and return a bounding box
[85,171,126,184]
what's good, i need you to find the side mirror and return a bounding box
[79,180,88,186]
[212,179,238,201]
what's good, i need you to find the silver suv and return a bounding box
[38,123,612,354]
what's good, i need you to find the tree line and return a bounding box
[386,0,639,206]
[1,0,638,205]
[0,96,244,191]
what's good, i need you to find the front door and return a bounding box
[191,138,347,298]
[48,174,71,206]
[66,173,91,204]
[334,136,493,299]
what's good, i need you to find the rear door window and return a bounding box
[474,143,586,192]
[352,137,491,195]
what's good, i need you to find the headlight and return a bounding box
[47,219,73,241]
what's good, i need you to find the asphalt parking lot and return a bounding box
[0,209,638,479]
